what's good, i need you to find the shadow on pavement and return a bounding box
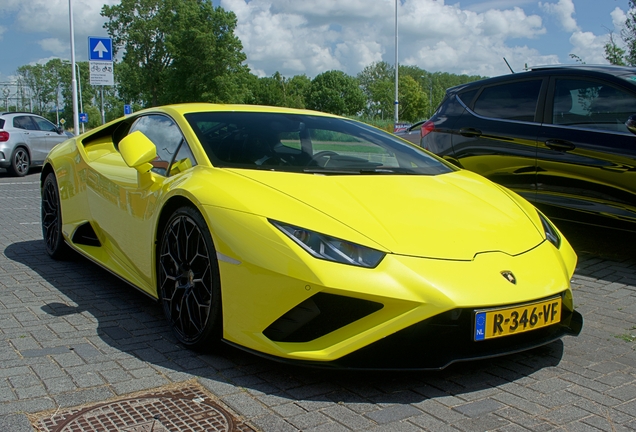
[5,239,565,405]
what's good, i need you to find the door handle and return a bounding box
[459,128,482,138]
[545,139,575,151]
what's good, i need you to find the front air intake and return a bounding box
[264,293,383,342]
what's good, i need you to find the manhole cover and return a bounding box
[35,384,256,432]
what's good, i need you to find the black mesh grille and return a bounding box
[264,293,383,342]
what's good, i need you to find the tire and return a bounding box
[41,173,72,260]
[9,147,30,177]
[157,206,222,351]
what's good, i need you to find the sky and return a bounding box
[0,0,631,84]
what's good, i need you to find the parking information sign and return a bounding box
[88,37,114,86]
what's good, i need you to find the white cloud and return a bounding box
[539,0,579,32]
[223,0,549,78]
[0,0,625,82]
[6,0,118,60]
[568,31,610,64]
[611,7,627,32]
[463,0,536,14]
[38,38,67,55]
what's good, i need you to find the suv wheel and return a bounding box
[9,147,30,177]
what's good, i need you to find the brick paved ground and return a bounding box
[0,171,634,432]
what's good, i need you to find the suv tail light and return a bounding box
[0,131,9,142]
[420,120,435,149]
[420,121,435,138]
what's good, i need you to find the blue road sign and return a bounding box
[124,104,132,115]
[88,37,113,61]
[79,113,88,123]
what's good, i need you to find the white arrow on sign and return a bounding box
[93,41,109,58]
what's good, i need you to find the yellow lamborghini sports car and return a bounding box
[40,104,582,369]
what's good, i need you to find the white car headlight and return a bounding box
[271,220,385,268]
[538,212,561,249]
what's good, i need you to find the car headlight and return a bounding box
[270,220,385,268]
[538,212,561,249]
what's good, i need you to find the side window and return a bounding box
[553,79,636,133]
[473,80,542,122]
[128,115,196,176]
[32,117,57,132]
[13,116,37,130]
[457,89,478,106]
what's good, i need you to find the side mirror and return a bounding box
[56,126,64,134]
[119,131,157,173]
[625,114,636,135]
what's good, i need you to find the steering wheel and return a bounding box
[309,151,339,167]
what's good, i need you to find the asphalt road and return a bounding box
[0,169,634,432]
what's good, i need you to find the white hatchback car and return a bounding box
[0,112,70,176]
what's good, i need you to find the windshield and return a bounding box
[185,111,454,175]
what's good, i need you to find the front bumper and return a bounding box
[228,305,583,370]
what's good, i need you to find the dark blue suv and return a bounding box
[421,65,636,233]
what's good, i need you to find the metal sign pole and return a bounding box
[101,87,105,124]
[68,0,80,136]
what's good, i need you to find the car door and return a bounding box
[30,116,66,163]
[450,78,546,201]
[13,115,48,158]
[87,114,197,290]
[536,76,636,229]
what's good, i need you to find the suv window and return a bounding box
[473,80,542,122]
[552,78,636,133]
[31,116,58,132]
[13,115,37,130]
[457,89,478,106]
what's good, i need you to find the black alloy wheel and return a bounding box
[41,173,71,259]
[10,147,30,177]
[158,206,222,351]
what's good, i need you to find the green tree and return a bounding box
[102,0,251,107]
[252,72,310,108]
[623,0,636,66]
[605,33,627,66]
[357,61,394,119]
[398,75,426,123]
[16,64,55,117]
[163,1,252,104]
[102,0,177,106]
[253,74,286,106]
[307,70,365,116]
[284,74,310,108]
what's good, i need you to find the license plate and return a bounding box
[474,296,562,341]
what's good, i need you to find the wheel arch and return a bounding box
[13,144,32,161]
[40,163,55,188]
[154,195,224,349]
[156,195,199,242]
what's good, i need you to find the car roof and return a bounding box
[446,64,636,94]
[0,112,40,116]
[527,64,636,75]
[151,103,341,119]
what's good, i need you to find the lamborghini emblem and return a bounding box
[501,271,516,284]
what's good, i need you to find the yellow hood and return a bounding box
[226,168,545,260]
